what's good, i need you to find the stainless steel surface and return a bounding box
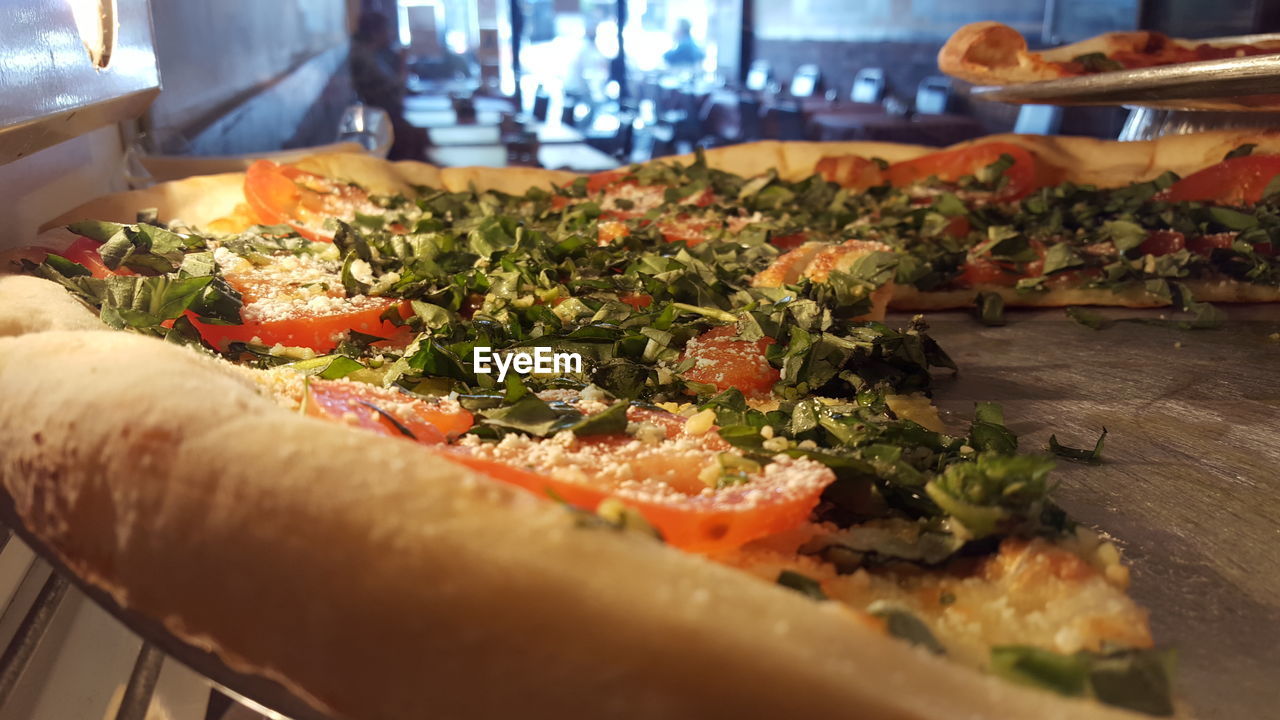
[0,573,69,704]
[1118,107,1280,141]
[114,643,164,720]
[0,505,325,720]
[903,305,1280,720]
[971,54,1280,110]
[0,0,160,164]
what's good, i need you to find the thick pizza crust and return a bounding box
[0,275,101,336]
[0,330,1150,720]
[938,21,1061,86]
[24,131,1280,236]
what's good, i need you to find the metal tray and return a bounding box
[914,304,1280,720]
[2,306,1277,719]
[971,53,1280,110]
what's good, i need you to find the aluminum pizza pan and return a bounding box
[970,53,1280,111]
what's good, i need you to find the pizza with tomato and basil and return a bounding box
[1,131,1277,720]
[939,21,1280,88]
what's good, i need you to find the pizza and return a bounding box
[1,131,1277,719]
[939,21,1280,86]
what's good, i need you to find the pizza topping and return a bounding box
[1157,153,1280,206]
[303,378,472,442]
[244,159,385,241]
[991,646,1175,716]
[679,325,780,396]
[884,142,1046,201]
[28,149,1275,713]
[451,430,833,553]
[190,248,404,352]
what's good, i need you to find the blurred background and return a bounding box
[104,0,1280,169]
[3,0,1280,243]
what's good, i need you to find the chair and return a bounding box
[789,64,822,98]
[738,96,762,141]
[745,60,772,92]
[1014,104,1064,135]
[851,68,886,104]
[915,76,952,115]
[772,102,807,140]
[531,90,551,122]
[698,90,741,146]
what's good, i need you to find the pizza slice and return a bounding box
[939,21,1280,86]
[5,134,1273,718]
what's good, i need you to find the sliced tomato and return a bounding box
[770,231,809,251]
[680,325,780,396]
[60,237,135,278]
[597,219,630,245]
[618,293,652,309]
[945,215,972,239]
[598,215,716,247]
[443,440,829,553]
[244,160,375,242]
[1139,230,1186,256]
[1159,155,1280,206]
[954,257,1020,288]
[816,154,886,190]
[885,142,1044,201]
[584,169,716,217]
[585,169,631,194]
[659,217,714,246]
[189,300,407,353]
[1186,232,1236,256]
[305,379,472,442]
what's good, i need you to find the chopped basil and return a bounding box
[290,355,365,380]
[969,402,1018,454]
[924,453,1055,539]
[867,602,946,655]
[1072,52,1124,72]
[973,291,1006,326]
[991,646,1175,716]
[358,401,418,440]
[569,400,629,436]
[1223,143,1256,160]
[1065,284,1225,331]
[1049,428,1107,464]
[776,570,828,601]
[1065,306,1113,330]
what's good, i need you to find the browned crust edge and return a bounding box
[2,136,1272,719]
[0,330,1149,720]
[938,21,1280,87]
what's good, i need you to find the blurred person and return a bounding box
[566,24,610,103]
[663,19,703,68]
[350,11,427,160]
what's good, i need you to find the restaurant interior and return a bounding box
[131,0,1280,175]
